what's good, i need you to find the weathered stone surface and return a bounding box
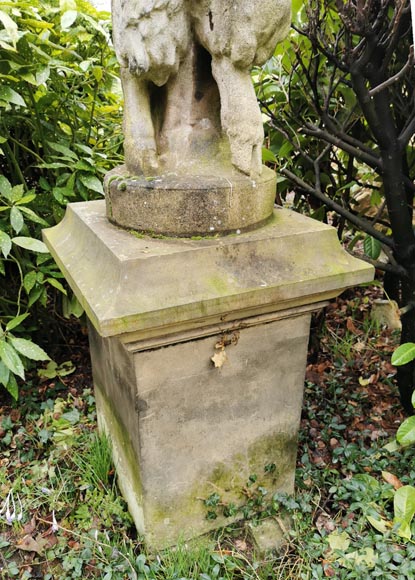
[43,200,374,341]
[248,518,289,554]
[105,165,276,236]
[112,0,291,177]
[43,202,374,549]
[89,310,310,548]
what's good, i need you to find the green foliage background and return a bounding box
[0,0,123,398]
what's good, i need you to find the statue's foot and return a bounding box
[230,139,263,178]
[124,142,159,176]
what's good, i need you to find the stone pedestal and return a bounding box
[43,200,373,549]
[105,165,276,236]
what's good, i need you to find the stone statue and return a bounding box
[111,0,291,178]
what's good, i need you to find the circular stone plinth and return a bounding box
[104,165,277,237]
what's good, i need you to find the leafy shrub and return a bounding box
[0,0,123,398]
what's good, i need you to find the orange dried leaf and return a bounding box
[382,471,403,490]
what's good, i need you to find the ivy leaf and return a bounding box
[10,206,24,234]
[363,235,381,260]
[12,237,49,253]
[0,339,24,379]
[9,337,50,361]
[392,343,415,366]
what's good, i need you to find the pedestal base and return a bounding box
[104,165,276,236]
[43,200,373,549]
[88,309,310,548]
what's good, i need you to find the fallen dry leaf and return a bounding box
[346,318,363,335]
[315,513,336,534]
[234,539,248,551]
[211,350,228,368]
[23,517,36,535]
[16,534,48,555]
[382,471,403,490]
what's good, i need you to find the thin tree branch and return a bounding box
[369,46,414,97]
[302,123,382,170]
[346,249,408,277]
[398,112,415,149]
[280,167,394,248]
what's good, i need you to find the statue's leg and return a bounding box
[211,57,264,177]
[120,68,158,176]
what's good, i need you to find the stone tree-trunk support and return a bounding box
[43,0,374,550]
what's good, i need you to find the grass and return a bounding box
[0,292,415,578]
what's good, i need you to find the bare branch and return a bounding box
[302,122,382,170]
[369,46,414,97]
[280,167,394,248]
[346,249,408,277]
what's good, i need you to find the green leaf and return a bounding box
[48,142,78,160]
[6,313,29,332]
[396,416,415,447]
[74,159,94,171]
[327,530,350,552]
[10,185,24,203]
[23,271,37,295]
[62,408,80,424]
[38,360,75,379]
[0,86,26,107]
[62,294,84,318]
[35,66,50,86]
[61,10,78,29]
[5,374,18,400]
[278,141,294,159]
[0,175,13,199]
[12,237,49,253]
[0,231,11,258]
[78,173,104,195]
[0,339,24,379]
[393,485,415,538]
[15,194,36,205]
[45,277,67,295]
[262,147,277,163]
[9,337,50,361]
[366,515,389,534]
[392,343,415,366]
[337,548,378,569]
[363,235,382,260]
[0,10,19,46]
[0,360,10,387]
[18,207,49,226]
[10,206,24,234]
[28,285,45,308]
[38,162,70,169]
